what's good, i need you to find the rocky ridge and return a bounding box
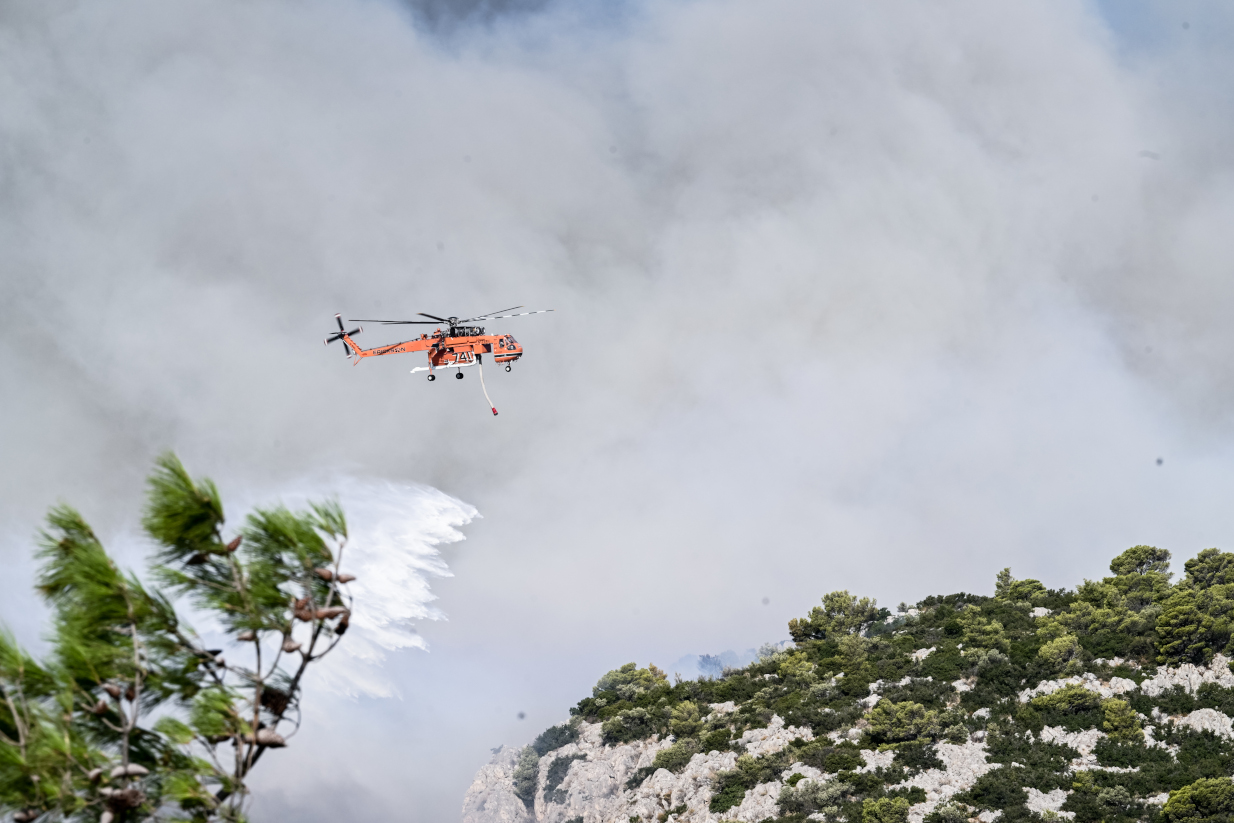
[464,548,1234,823]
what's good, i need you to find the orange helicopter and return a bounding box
[323,306,552,415]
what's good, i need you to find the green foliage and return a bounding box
[0,453,356,823]
[1111,545,1172,578]
[777,653,818,687]
[700,727,732,753]
[1094,737,1172,768]
[1163,776,1234,822]
[541,541,1234,823]
[512,746,540,808]
[602,708,657,744]
[1030,684,1102,714]
[1102,698,1143,743]
[709,753,783,814]
[778,777,850,819]
[533,721,580,756]
[593,663,667,699]
[708,773,748,814]
[959,767,1029,811]
[1185,549,1234,590]
[957,604,1009,653]
[862,795,910,823]
[788,591,881,643]
[1156,585,1234,664]
[1037,633,1083,675]
[994,569,1047,605]
[652,738,698,773]
[893,740,943,772]
[543,753,585,803]
[669,701,702,738]
[922,802,971,823]
[866,701,939,745]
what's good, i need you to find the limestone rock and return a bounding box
[895,741,995,822]
[462,745,534,823]
[1019,671,1138,702]
[1026,787,1073,819]
[1177,707,1234,739]
[1038,726,1107,770]
[858,748,895,772]
[737,715,813,757]
[1139,654,1234,697]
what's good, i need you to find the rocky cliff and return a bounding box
[464,547,1234,823]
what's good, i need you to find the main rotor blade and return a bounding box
[418,312,450,322]
[345,328,361,337]
[335,314,345,332]
[348,319,439,325]
[325,333,343,344]
[460,305,523,322]
[480,309,555,320]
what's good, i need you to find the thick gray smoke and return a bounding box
[4,0,1234,819]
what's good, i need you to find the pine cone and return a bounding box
[336,613,350,636]
[282,637,302,653]
[314,568,334,582]
[337,574,356,584]
[236,631,256,642]
[226,536,242,552]
[105,787,146,811]
[109,764,149,779]
[314,607,348,620]
[102,683,122,700]
[260,687,291,715]
[254,728,287,748]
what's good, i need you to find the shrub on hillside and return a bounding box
[652,738,698,773]
[778,778,850,820]
[866,701,940,744]
[533,721,580,756]
[1037,633,1084,675]
[601,707,657,743]
[1163,776,1234,823]
[862,796,910,823]
[592,662,667,699]
[512,746,540,808]
[543,754,586,803]
[1101,698,1143,743]
[669,701,702,738]
[1030,684,1102,714]
[788,591,882,643]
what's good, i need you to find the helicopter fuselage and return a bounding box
[339,329,522,371]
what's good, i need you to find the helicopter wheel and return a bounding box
[504,365,512,372]
[455,371,464,380]
[427,374,436,381]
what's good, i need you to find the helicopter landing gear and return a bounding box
[427,373,436,381]
[455,371,464,380]
[504,364,512,372]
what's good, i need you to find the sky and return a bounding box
[4,0,1234,819]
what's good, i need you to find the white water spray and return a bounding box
[233,477,478,698]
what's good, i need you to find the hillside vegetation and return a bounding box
[472,546,1234,823]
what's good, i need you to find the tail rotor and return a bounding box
[324,314,362,356]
